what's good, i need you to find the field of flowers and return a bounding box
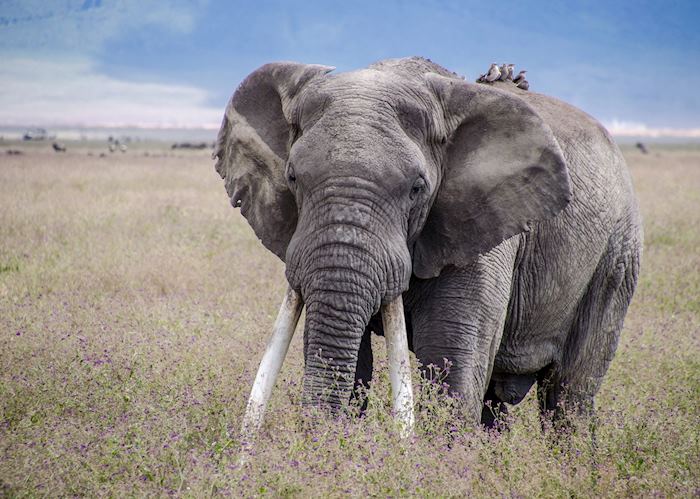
[1,143,698,496]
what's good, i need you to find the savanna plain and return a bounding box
[1,141,698,497]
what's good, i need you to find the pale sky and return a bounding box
[1,0,699,136]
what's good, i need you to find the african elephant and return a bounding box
[213,57,642,434]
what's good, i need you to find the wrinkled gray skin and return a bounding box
[214,57,642,425]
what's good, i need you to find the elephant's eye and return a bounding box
[287,164,297,183]
[410,177,426,199]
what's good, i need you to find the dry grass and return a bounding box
[1,143,698,497]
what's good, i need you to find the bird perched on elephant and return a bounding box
[213,57,642,437]
[513,69,527,85]
[477,63,501,83]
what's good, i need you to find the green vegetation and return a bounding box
[1,145,698,496]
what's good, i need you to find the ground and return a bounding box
[0,141,698,496]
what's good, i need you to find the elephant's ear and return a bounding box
[213,62,334,261]
[413,73,572,278]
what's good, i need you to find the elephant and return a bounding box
[213,57,642,435]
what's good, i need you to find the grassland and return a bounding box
[1,143,698,497]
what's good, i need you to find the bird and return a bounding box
[108,143,116,153]
[513,70,527,85]
[498,63,510,81]
[484,63,501,82]
[516,78,529,91]
[506,64,515,80]
[52,142,66,152]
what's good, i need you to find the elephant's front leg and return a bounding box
[411,243,518,423]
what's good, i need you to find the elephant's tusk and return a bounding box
[240,286,303,443]
[381,295,415,438]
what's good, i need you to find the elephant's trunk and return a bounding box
[283,184,412,412]
[239,240,414,447]
[300,263,414,434]
[301,263,380,410]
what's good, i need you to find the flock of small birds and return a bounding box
[476,63,529,90]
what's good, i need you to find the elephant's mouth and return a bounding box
[239,287,414,442]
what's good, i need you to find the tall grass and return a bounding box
[1,145,698,496]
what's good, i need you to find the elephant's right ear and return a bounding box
[213,62,334,261]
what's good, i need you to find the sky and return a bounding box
[1,0,699,136]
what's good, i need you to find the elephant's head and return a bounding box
[214,57,570,422]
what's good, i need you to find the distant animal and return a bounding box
[6,149,23,155]
[636,142,649,154]
[516,78,529,90]
[215,57,643,438]
[108,144,116,153]
[513,70,527,85]
[484,63,501,82]
[52,142,66,152]
[119,144,127,153]
[23,128,49,141]
[171,142,209,150]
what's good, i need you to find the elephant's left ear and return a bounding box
[413,73,572,278]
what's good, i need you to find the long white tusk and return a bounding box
[381,295,415,437]
[240,286,303,442]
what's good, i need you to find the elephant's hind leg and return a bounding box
[538,230,642,421]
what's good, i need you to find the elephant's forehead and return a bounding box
[314,69,428,108]
[293,115,420,170]
[291,69,435,181]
